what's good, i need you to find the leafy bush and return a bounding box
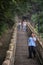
[31,13,38,23]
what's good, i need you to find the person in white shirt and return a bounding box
[18,21,21,30]
[23,20,27,31]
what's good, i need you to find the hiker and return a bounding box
[23,20,27,31]
[27,33,37,58]
[18,21,21,30]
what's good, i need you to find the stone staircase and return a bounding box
[14,29,39,65]
[2,22,43,65]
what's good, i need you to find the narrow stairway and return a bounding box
[14,29,39,65]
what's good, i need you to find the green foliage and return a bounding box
[39,25,43,32]
[0,0,15,35]
[31,13,38,23]
[30,0,43,33]
[31,12,43,33]
[0,0,43,34]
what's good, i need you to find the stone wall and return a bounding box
[2,26,17,65]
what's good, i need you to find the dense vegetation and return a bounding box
[30,0,43,33]
[0,0,43,35]
[0,0,15,35]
